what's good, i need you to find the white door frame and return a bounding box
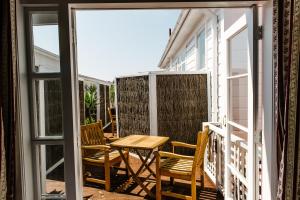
[16,2,272,200]
[224,8,257,200]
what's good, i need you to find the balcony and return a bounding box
[45,145,222,200]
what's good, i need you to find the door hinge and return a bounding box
[257,26,263,40]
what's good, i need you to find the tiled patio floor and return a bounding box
[46,155,223,200]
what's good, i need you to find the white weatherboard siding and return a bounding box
[217,11,225,124]
[185,38,196,71]
[166,12,216,121]
[161,9,251,127]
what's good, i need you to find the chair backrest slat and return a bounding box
[107,107,116,123]
[192,126,209,172]
[80,121,105,146]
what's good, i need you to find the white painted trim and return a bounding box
[228,164,248,186]
[211,13,219,122]
[224,13,248,39]
[116,70,208,79]
[60,4,82,199]
[149,74,158,136]
[224,26,231,198]
[207,72,212,121]
[246,9,256,200]
[46,158,64,175]
[261,1,277,199]
[114,78,120,138]
[17,3,272,200]
[16,2,35,199]
[226,73,248,79]
[69,2,269,10]
[227,120,248,133]
[224,9,256,199]
[78,74,112,85]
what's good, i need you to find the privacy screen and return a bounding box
[156,74,208,154]
[117,76,150,137]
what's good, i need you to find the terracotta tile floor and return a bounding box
[46,155,223,200]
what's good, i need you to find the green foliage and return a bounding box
[84,117,95,125]
[109,84,116,107]
[84,85,98,124]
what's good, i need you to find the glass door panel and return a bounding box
[224,8,256,200]
[229,76,248,128]
[36,144,65,199]
[31,12,61,73]
[229,27,248,76]
[33,79,64,137]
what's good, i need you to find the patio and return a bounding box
[46,154,222,200]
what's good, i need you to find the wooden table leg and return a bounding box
[135,150,156,178]
[117,148,154,198]
[134,150,153,177]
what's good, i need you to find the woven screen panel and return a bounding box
[44,80,63,136]
[44,80,64,180]
[105,85,110,125]
[79,80,85,125]
[156,74,208,155]
[99,84,106,124]
[117,76,150,137]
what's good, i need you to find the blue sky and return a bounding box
[33,10,180,81]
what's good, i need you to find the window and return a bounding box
[179,52,186,71]
[26,9,66,199]
[198,30,205,70]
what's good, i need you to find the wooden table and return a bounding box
[110,135,169,198]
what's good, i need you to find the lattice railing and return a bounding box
[203,122,263,200]
[230,139,248,200]
[256,144,262,200]
[204,130,225,193]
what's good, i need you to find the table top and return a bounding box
[110,135,169,150]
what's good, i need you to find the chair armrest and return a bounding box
[171,141,196,151]
[154,151,194,160]
[105,137,119,143]
[81,145,111,151]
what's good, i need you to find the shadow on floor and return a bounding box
[84,173,224,200]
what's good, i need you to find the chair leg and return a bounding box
[105,161,111,191]
[191,178,197,200]
[170,177,174,186]
[125,152,129,177]
[82,163,86,186]
[156,155,162,200]
[200,164,205,189]
[156,173,162,200]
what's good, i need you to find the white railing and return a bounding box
[203,122,262,200]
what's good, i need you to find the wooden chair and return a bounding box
[81,120,128,191]
[107,107,117,135]
[155,126,209,200]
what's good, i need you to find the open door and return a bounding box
[24,6,82,199]
[224,7,258,200]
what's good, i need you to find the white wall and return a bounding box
[167,12,216,121]
[34,47,60,72]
